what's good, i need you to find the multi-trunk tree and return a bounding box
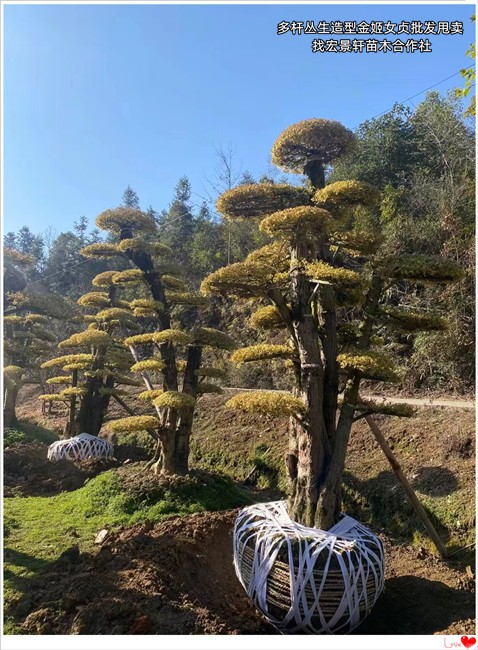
[67,207,234,474]
[201,118,461,531]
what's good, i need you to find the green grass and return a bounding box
[4,467,250,633]
[4,420,58,447]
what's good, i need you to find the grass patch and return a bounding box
[4,466,250,633]
[4,421,58,447]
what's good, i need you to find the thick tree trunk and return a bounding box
[4,385,19,428]
[287,240,333,527]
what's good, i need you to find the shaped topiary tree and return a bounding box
[3,248,69,427]
[81,207,234,474]
[202,118,461,532]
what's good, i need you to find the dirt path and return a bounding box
[223,387,475,410]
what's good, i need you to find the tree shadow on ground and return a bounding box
[357,575,475,634]
[342,469,456,544]
[410,466,458,497]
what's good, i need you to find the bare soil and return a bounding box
[14,510,475,635]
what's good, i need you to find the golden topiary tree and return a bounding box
[202,118,461,530]
[79,207,234,474]
[3,248,69,427]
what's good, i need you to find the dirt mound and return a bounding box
[17,510,274,635]
[13,510,475,636]
[4,442,148,497]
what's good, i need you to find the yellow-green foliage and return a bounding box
[138,389,164,401]
[330,230,384,255]
[77,292,110,308]
[379,307,448,333]
[152,329,192,345]
[80,243,120,259]
[353,398,416,418]
[245,241,289,272]
[38,394,65,401]
[4,315,24,324]
[304,261,363,289]
[201,262,277,298]
[249,305,285,329]
[117,238,153,255]
[231,344,294,364]
[92,271,119,287]
[176,360,187,372]
[46,376,71,385]
[337,350,399,382]
[133,308,160,319]
[4,247,34,266]
[130,359,165,373]
[153,391,196,410]
[161,275,188,291]
[31,326,57,342]
[112,269,144,285]
[197,382,222,394]
[194,366,227,380]
[59,330,111,348]
[84,369,114,379]
[130,299,163,312]
[164,291,209,306]
[304,261,366,304]
[4,366,24,383]
[226,391,306,417]
[375,254,462,283]
[99,387,125,397]
[260,206,332,238]
[95,307,134,322]
[25,314,49,324]
[191,327,236,350]
[62,363,91,371]
[216,183,310,220]
[123,333,156,346]
[41,354,95,369]
[313,180,380,209]
[96,208,157,235]
[105,415,160,433]
[59,387,87,398]
[271,118,356,172]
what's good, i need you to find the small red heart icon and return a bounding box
[461,637,476,649]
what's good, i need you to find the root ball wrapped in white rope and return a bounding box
[47,432,114,461]
[233,501,385,635]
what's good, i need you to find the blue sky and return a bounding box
[3,3,475,235]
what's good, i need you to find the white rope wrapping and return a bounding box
[233,501,385,635]
[47,432,114,461]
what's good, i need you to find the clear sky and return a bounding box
[3,3,475,235]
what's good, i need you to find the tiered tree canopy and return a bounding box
[201,117,461,529]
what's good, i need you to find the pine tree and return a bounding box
[201,118,461,530]
[122,185,140,209]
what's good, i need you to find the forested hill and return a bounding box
[4,93,475,393]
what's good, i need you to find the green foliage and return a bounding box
[375,254,462,283]
[191,327,236,350]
